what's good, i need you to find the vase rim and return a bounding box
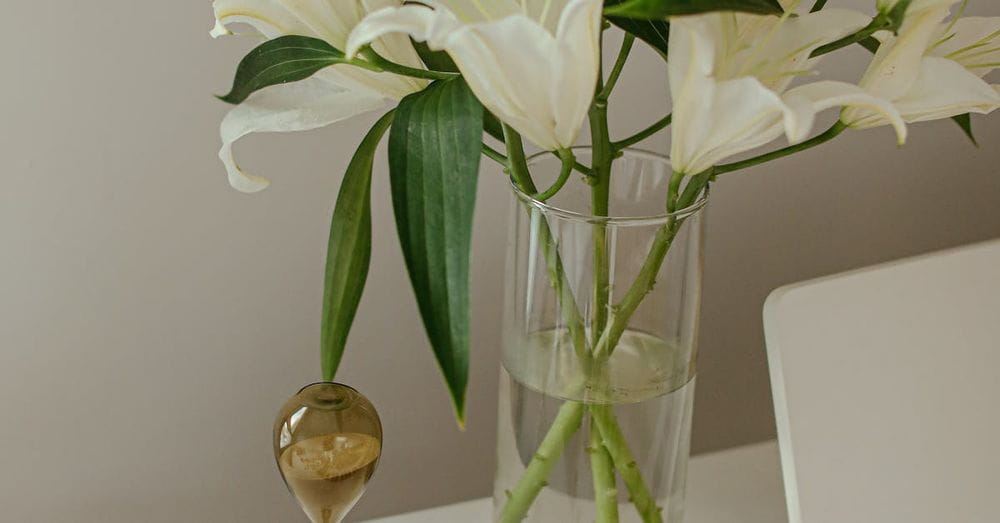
[511,146,709,226]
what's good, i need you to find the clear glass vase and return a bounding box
[493,148,707,523]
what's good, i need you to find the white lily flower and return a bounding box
[212,0,427,192]
[669,5,908,175]
[844,1,1000,129]
[344,0,603,151]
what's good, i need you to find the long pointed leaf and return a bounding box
[604,0,784,19]
[219,35,357,105]
[952,113,979,147]
[321,111,395,381]
[605,0,670,57]
[388,79,484,425]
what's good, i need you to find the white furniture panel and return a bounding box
[765,239,1000,523]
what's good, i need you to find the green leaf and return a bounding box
[219,35,358,105]
[321,111,395,382]
[483,111,506,143]
[604,0,784,18]
[412,40,459,73]
[388,79,484,425]
[952,114,979,147]
[605,0,670,56]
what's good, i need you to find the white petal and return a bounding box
[451,16,561,149]
[219,77,385,193]
[674,77,787,175]
[785,81,907,144]
[431,0,520,23]
[688,77,787,174]
[551,0,603,147]
[755,9,870,92]
[212,0,314,39]
[346,5,458,57]
[348,2,596,150]
[668,16,721,173]
[892,56,1000,122]
[929,16,1000,77]
[857,5,953,101]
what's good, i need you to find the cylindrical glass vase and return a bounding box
[493,148,707,523]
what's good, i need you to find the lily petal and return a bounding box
[212,0,313,38]
[219,77,385,193]
[929,16,1000,77]
[552,0,603,147]
[892,56,1000,122]
[785,81,908,144]
[857,5,953,101]
[675,76,788,175]
[214,0,425,99]
[754,9,870,92]
[348,0,602,150]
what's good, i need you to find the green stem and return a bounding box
[483,143,508,166]
[503,125,590,367]
[593,222,680,363]
[589,98,613,351]
[599,34,635,102]
[810,0,913,59]
[591,405,663,523]
[498,402,587,523]
[360,47,459,81]
[714,121,848,176]
[589,417,620,523]
[613,114,672,151]
[535,149,576,202]
[590,169,712,368]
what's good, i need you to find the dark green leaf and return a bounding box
[604,0,784,19]
[321,111,395,381]
[412,40,459,73]
[952,113,979,147]
[609,17,670,57]
[606,0,670,57]
[388,79,484,425]
[483,111,505,143]
[810,0,828,11]
[219,35,355,105]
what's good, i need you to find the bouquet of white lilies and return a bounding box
[213,0,998,521]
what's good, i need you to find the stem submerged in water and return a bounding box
[591,405,664,523]
[589,418,620,523]
[498,402,586,523]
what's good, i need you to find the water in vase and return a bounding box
[494,329,696,523]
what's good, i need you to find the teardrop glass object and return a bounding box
[274,382,382,523]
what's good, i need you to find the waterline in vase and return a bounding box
[494,330,696,523]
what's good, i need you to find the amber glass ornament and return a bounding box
[274,383,383,523]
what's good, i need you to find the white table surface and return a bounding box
[362,441,786,523]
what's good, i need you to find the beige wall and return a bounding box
[2,1,998,521]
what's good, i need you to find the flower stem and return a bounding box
[613,114,672,151]
[359,47,459,81]
[589,98,614,349]
[535,149,577,202]
[483,143,508,166]
[591,405,664,523]
[498,402,587,523]
[593,222,680,363]
[590,418,620,523]
[599,34,635,102]
[714,121,848,175]
[503,125,591,367]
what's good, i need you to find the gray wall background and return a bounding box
[2,1,998,521]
